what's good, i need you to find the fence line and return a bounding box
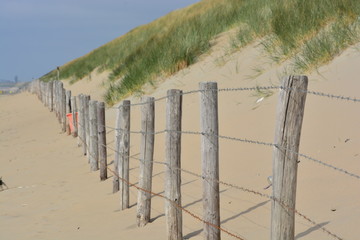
[77,116,345,240]
[28,77,358,240]
[77,129,344,240]
[77,130,247,239]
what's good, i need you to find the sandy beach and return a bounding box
[1,40,360,240]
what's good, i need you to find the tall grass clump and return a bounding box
[269,0,360,54]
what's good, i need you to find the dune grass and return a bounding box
[40,0,360,105]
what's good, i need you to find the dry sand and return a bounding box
[1,39,360,240]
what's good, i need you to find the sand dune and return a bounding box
[1,41,360,240]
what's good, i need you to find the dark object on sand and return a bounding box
[0,177,9,191]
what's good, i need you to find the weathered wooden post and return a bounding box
[271,75,308,240]
[85,95,91,159]
[113,105,121,193]
[57,81,63,124]
[71,96,78,137]
[38,80,41,101]
[65,90,72,135]
[89,100,99,171]
[46,82,49,107]
[43,82,47,107]
[61,87,67,133]
[119,100,131,209]
[136,96,155,227]
[53,81,57,118]
[165,89,183,240]
[200,82,220,240]
[78,94,86,150]
[49,81,54,112]
[98,102,107,181]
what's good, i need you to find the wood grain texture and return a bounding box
[89,100,99,171]
[98,102,107,181]
[136,96,155,227]
[119,100,131,209]
[271,75,308,240]
[200,82,220,240]
[165,89,183,240]
[84,95,91,160]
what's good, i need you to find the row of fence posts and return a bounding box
[29,79,108,179]
[28,75,309,240]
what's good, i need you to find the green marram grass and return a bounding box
[40,0,360,105]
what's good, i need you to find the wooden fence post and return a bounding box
[113,100,130,205]
[84,95,90,157]
[271,75,308,240]
[200,82,220,240]
[66,90,72,135]
[71,96,78,137]
[136,96,155,227]
[57,81,63,124]
[165,89,183,240]
[78,94,86,151]
[113,104,121,193]
[46,82,49,108]
[116,100,131,209]
[54,81,58,119]
[89,100,99,171]
[61,87,67,133]
[98,102,107,181]
[49,81,53,112]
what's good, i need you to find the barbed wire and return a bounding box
[30,83,356,240]
[99,126,360,180]
[32,80,360,107]
[106,165,246,240]
[81,122,343,240]
[107,144,343,240]
[79,131,344,240]
[78,132,345,240]
[109,85,360,109]
[298,89,360,102]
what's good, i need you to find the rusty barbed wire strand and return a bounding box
[106,166,246,240]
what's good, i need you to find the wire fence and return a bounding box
[107,85,360,109]
[78,131,343,240]
[28,78,359,240]
[99,126,360,180]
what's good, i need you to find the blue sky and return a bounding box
[0,0,200,82]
